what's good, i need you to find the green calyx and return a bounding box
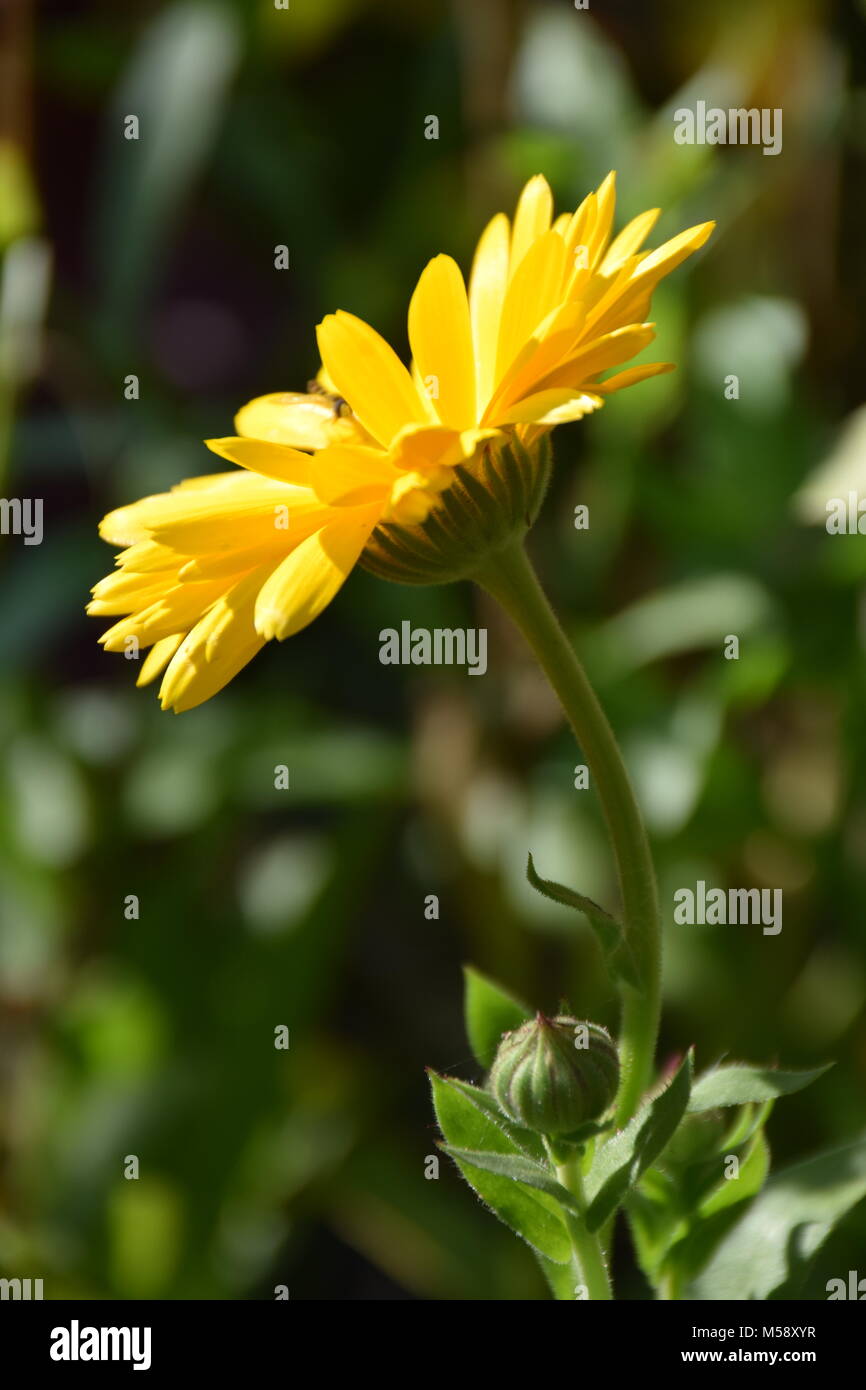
[489,1014,620,1137]
[359,435,551,586]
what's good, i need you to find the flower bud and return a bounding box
[489,1014,619,1136]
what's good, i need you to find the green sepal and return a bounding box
[462,966,531,1070]
[525,853,641,989]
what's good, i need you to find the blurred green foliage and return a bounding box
[0,0,864,1298]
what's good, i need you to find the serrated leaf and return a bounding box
[688,1063,832,1113]
[584,1051,693,1232]
[462,966,531,1069]
[526,853,640,988]
[687,1133,866,1299]
[429,1070,572,1264]
[441,1145,582,1217]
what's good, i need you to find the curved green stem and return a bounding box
[475,539,661,1126]
[554,1153,612,1300]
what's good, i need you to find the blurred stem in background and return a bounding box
[0,0,50,497]
[477,538,662,1125]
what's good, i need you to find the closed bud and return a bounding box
[489,1014,619,1136]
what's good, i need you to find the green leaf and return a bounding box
[697,1130,771,1222]
[661,1131,773,1291]
[629,1123,773,1292]
[536,1251,582,1301]
[626,1168,685,1283]
[722,1100,774,1149]
[462,966,531,1069]
[429,1071,572,1264]
[525,853,640,988]
[439,1076,546,1162]
[441,1145,582,1217]
[584,1051,693,1232]
[688,1063,832,1113]
[429,1071,519,1156]
[687,1133,866,1299]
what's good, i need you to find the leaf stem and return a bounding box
[475,538,662,1127]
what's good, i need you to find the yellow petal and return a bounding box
[98,577,234,651]
[137,634,184,687]
[205,437,312,487]
[408,255,476,428]
[509,175,553,280]
[98,471,298,547]
[389,421,499,471]
[87,575,173,616]
[411,359,441,422]
[143,475,323,554]
[177,540,289,581]
[534,323,657,392]
[468,212,510,412]
[384,469,452,524]
[592,362,675,393]
[317,310,427,448]
[600,208,661,274]
[235,392,353,449]
[588,222,714,337]
[106,539,179,574]
[495,229,568,382]
[631,220,715,284]
[483,301,587,422]
[159,571,267,713]
[254,504,380,641]
[497,389,603,426]
[582,170,617,270]
[308,444,400,505]
[563,191,596,263]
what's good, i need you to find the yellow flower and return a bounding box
[89,173,713,712]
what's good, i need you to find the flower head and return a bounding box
[89,174,713,710]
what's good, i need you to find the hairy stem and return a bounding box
[554,1153,612,1300]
